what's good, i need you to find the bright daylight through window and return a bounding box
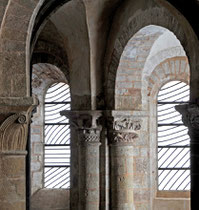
[157,81,190,190]
[44,82,71,188]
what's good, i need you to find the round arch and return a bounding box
[105,2,199,109]
[148,56,190,204]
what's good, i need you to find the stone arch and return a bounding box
[147,56,190,207]
[105,3,199,109]
[113,24,187,110]
[148,57,190,99]
[32,40,69,81]
[0,0,71,97]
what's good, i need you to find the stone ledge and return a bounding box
[156,190,190,198]
[0,151,27,156]
[0,96,38,113]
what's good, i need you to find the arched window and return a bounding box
[44,82,71,188]
[157,81,190,190]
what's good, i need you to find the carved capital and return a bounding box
[107,117,141,144]
[175,104,199,130]
[60,110,103,129]
[61,110,103,144]
[108,117,141,131]
[0,97,38,151]
[79,129,101,143]
[111,132,138,144]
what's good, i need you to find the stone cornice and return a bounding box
[0,97,38,113]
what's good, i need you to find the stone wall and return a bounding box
[113,24,190,209]
[148,57,190,209]
[30,63,69,209]
[1,0,199,209]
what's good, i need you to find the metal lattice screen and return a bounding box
[44,82,71,188]
[157,81,190,190]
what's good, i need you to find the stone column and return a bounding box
[107,113,141,210]
[176,104,199,210]
[0,97,37,210]
[60,110,102,210]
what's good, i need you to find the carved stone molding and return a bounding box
[79,129,101,143]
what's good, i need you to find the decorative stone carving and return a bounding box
[79,129,101,143]
[60,110,103,144]
[107,117,141,144]
[0,97,38,152]
[175,104,199,131]
[112,132,138,143]
[0,113,27,151]
[114,118,141,131]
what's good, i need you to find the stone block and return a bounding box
[33,143,43,154]
[31,189,70,210]
[0,201,25,210]
[31,161,41,171]
[175,59,180,73]
[134,189,150,202]
[135,157,148,173]
[31,134,41,142]
[32,172,42,187]
[31,126,41,134]
[140,147,148,156]
[2,156,25,177]
[117,82,133,89]
[154,198,190,210]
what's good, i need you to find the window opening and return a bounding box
[44,82,71,188]
[157,81,190,190]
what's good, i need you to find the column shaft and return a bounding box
[108,116,141,210]
[110,144,134,210]
[79,142,101,210]
[60,110,102,210]
[0,152,27,210]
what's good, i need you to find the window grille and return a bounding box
[157,81,190,190]
[44,82,71,189]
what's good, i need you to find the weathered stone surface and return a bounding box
[31,189,70,210]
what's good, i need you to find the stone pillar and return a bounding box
[0,97,37,210]
[176,104,199,210]
[60,110,102,210]
[107,113,141,210]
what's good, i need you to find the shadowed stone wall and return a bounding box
[30,63,69,210]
